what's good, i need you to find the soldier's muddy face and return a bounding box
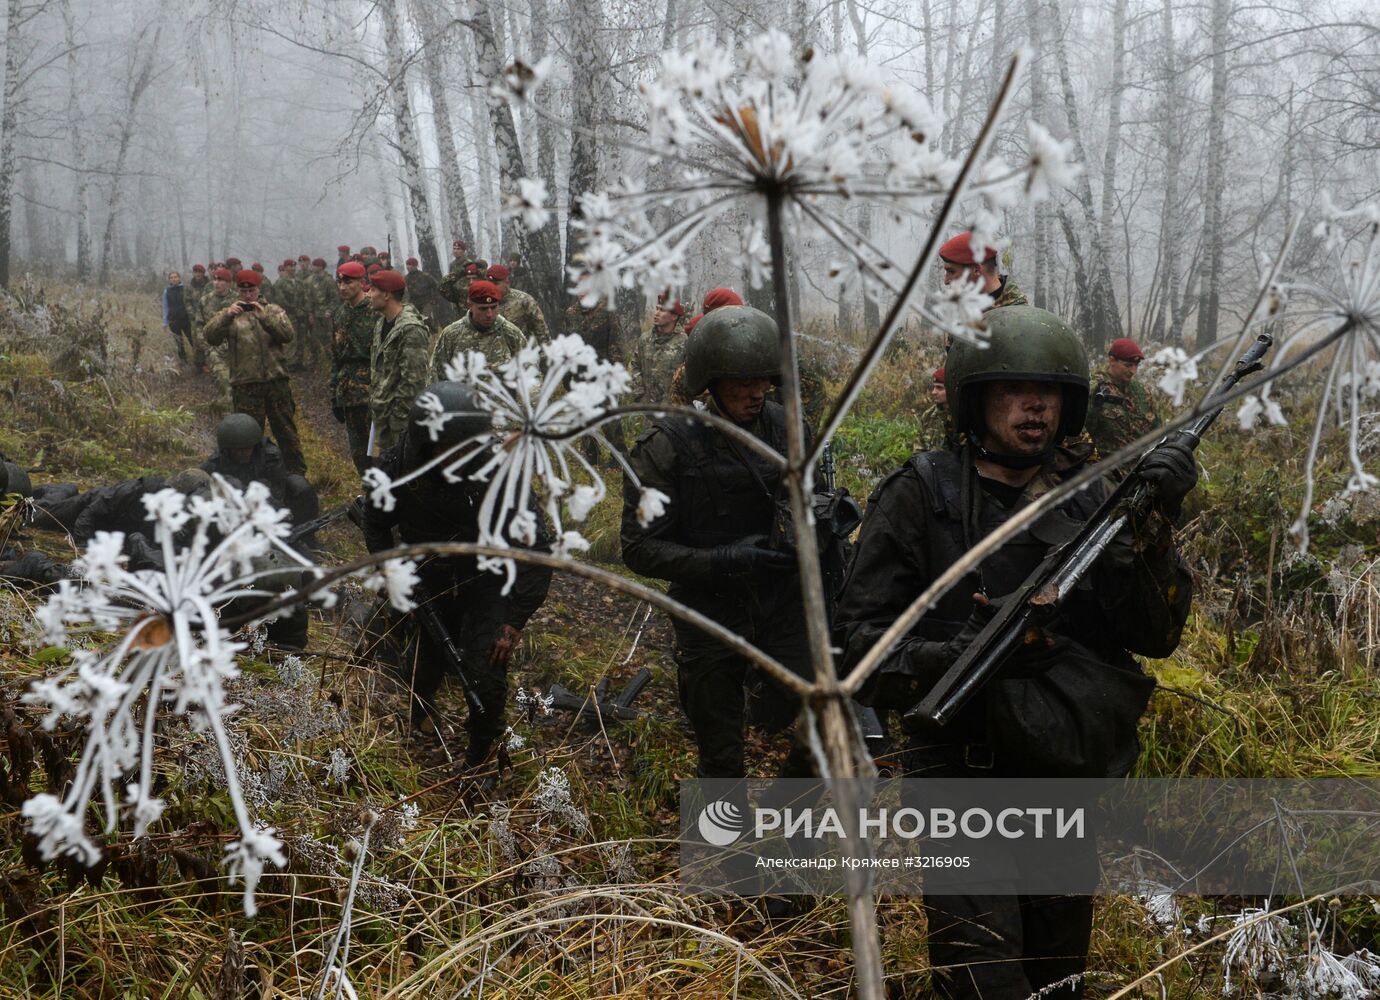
[980,379,1063,454]
[714,376,772,425]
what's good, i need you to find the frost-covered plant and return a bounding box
[503,31,1071,344]
[1148,346,1200,407]
[21,476,321,916]
[1265,197,1380,550]
[533,765,590,833]
[1218,901,1297,995]
[362,335,668,588]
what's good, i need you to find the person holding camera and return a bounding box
[201,268,306,475]
[620,305,813,780]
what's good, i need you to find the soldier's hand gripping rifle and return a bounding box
[904,333,1274,730]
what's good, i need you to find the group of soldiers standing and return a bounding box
[137,226,1192,998]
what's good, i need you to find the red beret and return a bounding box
[251,262,264,272]
[685,315,702,335]
[468,280,502,304]
[1108,338,1144,362]
[405,257,419,266]
[657,292,685,317]
[337,261,366,279]
[212,267,232,280]
[312,257,327,268]
[486,264,510,282]
[370,269,406,294]
[938,232,997,266]
[366,264,382,276]
[702,287,744,312]
[452,239,466,249]
[297,254,310,262]
[933,367,945,383]
[337,245,350,253]
[378,251,390,259]
[226,257,242,267]
[236,269,261,287]
[192,264,206,273]
[465,262,481,275]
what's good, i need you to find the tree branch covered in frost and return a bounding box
[501,30,1074,346]
[22,476,320,916]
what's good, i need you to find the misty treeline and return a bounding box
[0,0,1376,347]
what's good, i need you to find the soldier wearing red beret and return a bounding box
[331,261,374,471]
[937,231,1028,311]
[488,263,547,344]
[428,279,524,381]
[201,268,305,475]
[367,270,432,452]
[1085,337,1166,461]
[337,245,352,269]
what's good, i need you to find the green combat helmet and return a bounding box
[683,305,781,398]
[217,413,264,451]
[403,381,494,469]
[2,460,31,498]
[946,304,1090,443]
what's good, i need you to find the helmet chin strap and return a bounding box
[972,439,1054,470]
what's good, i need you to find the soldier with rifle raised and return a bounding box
[834,305,1198,1000]
[360,382,552,771]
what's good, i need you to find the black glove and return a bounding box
[1138,436,1198,517]
[710,534,796,580]
[331,404,345,424]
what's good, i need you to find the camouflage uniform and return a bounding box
[199,287,244,395]
[632,325,685,405]
[257,275,275,304]
[404,269,448,330]
[499,287,548,344]
[916,403,962,452]
[184,276,211,366]
[566,304,627,454]
[438,258,487,307]
[201,301,306,474]
[369,303,432,453]
[988,277,1029,310]
[277,273,310,368]
[332,296,376,473]
[1084,369,1166,461]
[428,312,525,382]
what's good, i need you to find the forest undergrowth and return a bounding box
[2,278,1379,998]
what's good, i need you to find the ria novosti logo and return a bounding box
[697,799,745,847]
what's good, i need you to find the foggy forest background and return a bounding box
[2,0,1377,350]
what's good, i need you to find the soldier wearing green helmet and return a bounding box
[834,305,1198,1000]
[621,305,813,782]
[202,413,320,528]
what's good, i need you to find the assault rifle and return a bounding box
[413,588,487,719]
[286,496,362,547]
[904,333,1274,730]
[547,668,653,724]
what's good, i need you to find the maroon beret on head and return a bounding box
[366,262,382,275]
[702,287,744,312]
[298,254,310,263]
[465,262,480,276]
[312,257,327,268]
[405,257,419,267]
[251,262,264,272]
[938,232,997,266]
[192,264,206,273]
[1108,337,1145,362]
[486,264,509,282]
[337,244,350,253]
[468,280,502,304]
[212,267,232,280]
[226,257,242,268]
[370,269,406,294]
[337,261,366,280]
[452,239,466,249]
[236,269,261,287]
[685,315,702,335]
[933,367,945,384]
[657,292,685,317]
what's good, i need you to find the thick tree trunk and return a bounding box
[0,0,23,287]
[1195,0,1230,349]
[1046,0,1119,349]
[61,0,92,278]
[526,0,563,279]
[409,0,473,249]
[469,0,564,319]
[563,0,608,299]
[99,25,161,284]
[1098,0,1127,260]
[381,0,441,275]
[1024,0,1049,309]
[1155,0,1184,344]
